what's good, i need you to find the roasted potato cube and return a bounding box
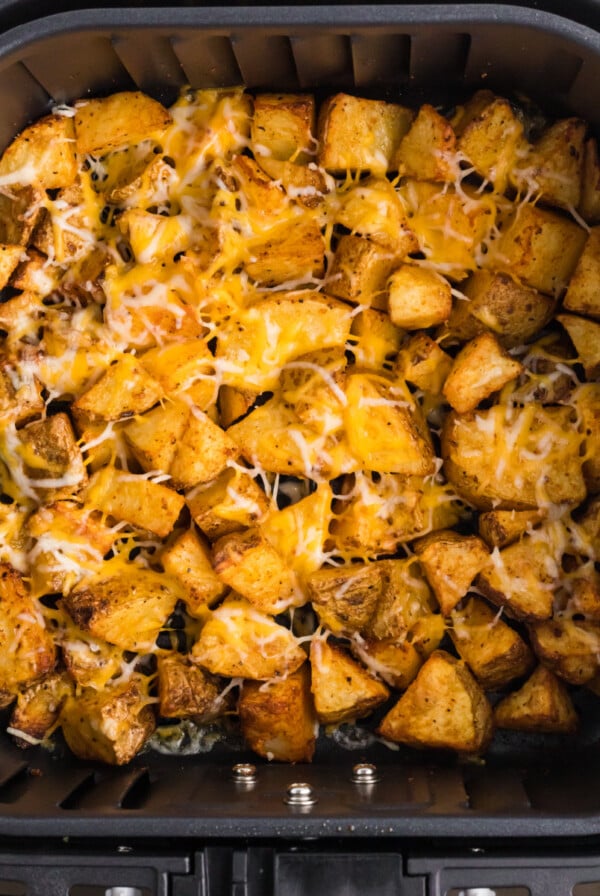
[350,308,404,372]
[19,413,87,499]
[317,93,413,174]
[86,467,185,537]
[476,532,558,621]
[140,339,216,409]
[512,118,586,211]
[494,665,578,734]
[563,227,600,320]
[161,528,225,617]
[450,597,534,689]
[568,572,600,621]
[119,208,193,264]
[326,235,408,311]
[478,508,544,549]
[186,466,270,541]
[310,638,389,725]
[261,483,333,581]
[74,91,171,155]
[529,617,600,684]
[218,385,259,428]
[0,113,77,189]
[169,409,239,489]
[351,637,424,690]
[378,650,493,753]
[442,333,523,414]
[413,530,490,616]
[395,334,453,395]
[335,177,417,251]
[225,154,290,222]
[256,156,329,208]
[251,93,316,163]
[72,355,163,425]
[10,247,58,295]
[245,218,325,286]
[306,563,384,637]
[157,654,222,721]
[0,244,23,290]
[40,179,98,263]
[387,264,452,330]
[394,104,457,182]
[579,137,600,223]
[239,666,316,762]
[572,384,600,495]
[60,681,156,765]
[455,92,525,194]
[577,496,600,558]
[0,355,44,424]
[63,566,180,652]
[123,402,189,475]
[488,203,586,297]
[0,564,56,694]
[407,613,447,659]
[0,186,43,245]
[211,527,298,615]
[367,557,435,641]
[61,631,125,690]
[558,313,600,379]
[191,599,306,680]
[344,373,435,476]
[442,404,586,510]
[9,672,73,747]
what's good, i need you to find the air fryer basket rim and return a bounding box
[0,1,598,841]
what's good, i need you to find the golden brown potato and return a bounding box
[186,466,270,542]
[442,333,523,414]
[74,91,172,156]
[366,557,435,641]
[61,631,125,691]
[85,467,185,538]
[120,208,194,264]
[395,333,453,396]
[169,409,239,490]
[123,401,189,474]
[139,340,215,409]
[413,530,490,616]
[0,186,43,245]
[218,385,259,428]
[325,234,408,310]
[378,650,493,753]
[567,573,600,621]
[239,666,316,762]
[494,665,578,733]
[260,483,332,581]
[557,313,600,379]
[9,672,73,747]
[334,177,416,251]
[512,118,586,211]
[579,137,600,223]
[251,93,316,164]
[0,354,44,425]
[476,533,557,621]
[191,599,306,680]
[157,653,222,721]
[161,528,226,617]
[245,218,325,286]
[0,563,56,695]
[306,563,384,637]
[10,247,59,295]
[387,264,452,330]
[563,226,600,320]
[478,508,544,549]
[317,93,413,174]
[572,384,600,495]
[450,597,534,689]
[62,566,181,652]
[72,355,163,425]
[60,680,156,765]
[0,244,24,291]
[394,104,457,182]
[0,113,77,190]
[351,637,424,690]
[348,308,403,372]
[529,617,600,684]
[18,413,88,500]
[455,91,525,194]
[310,638,389,725]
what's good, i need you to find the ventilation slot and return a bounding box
[462,766,532,813]
[427,765,469,812]
[111,35,187,102]
[59,767,151,811]
[409,32,471,85]
[231,34,298,90]
[59,773,100,811]
[351,33,411,89]
[0,62,50,151]
[290,33,352,89]
[0,765,29,806]
[119,768,151,809]
[173,34,242,89]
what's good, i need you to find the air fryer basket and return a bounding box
[0,3,599,850]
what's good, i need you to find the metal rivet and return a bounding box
[285,782,317,807]
[232,762,257,785]
[351,762,380,785]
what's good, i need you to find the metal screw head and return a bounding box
[285,782,317,807]
[351,762,380,785]
[232,762,257,784]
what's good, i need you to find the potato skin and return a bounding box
[239,666,316,762]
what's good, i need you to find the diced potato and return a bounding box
[455,92,525,194]
[218,385,258,428]
[494,665,578,733]
[326,234,409,311]
[256,156,329,207]
[60,680,156,765]
[191,599,306,680]
[344,373,435,475]
[478,508,544,549]
[407,613,447,659]
[9,672,73,747]
[310,638,389,725]
[440,270,556,349]
[123,401,189,474]
[72,354,163,425]
[119,209,194,264]
[557,313,600,379]
[568,573,600,621]
[85,467,185,538]
[61,631,125,690]
[261,483,333,581]
[488,203,586,297]
[251,93,316,164]
[387,264,452,330]
[0,564,56,694]
[0,355,44,425]
[378,650,493,753]
[157,653,222,721]
[40,179,98,264]
[306,563,384,636]
[350,308,404,372]
[476,532,558,621]
[394,104,457,182]
[413,530,490,616]
[63,566,180,652]
[225,154,290,222]
[450,596,534,689]
[74,91,172,156]
[512,118,586,211]
[140,340,216,410]
[161,528,226,617]
[442,404,586,510]
[187,466,269,541]
[279,347,347,431]
[211,526,299,615]
[169,409,239,489]
[351,637,424,690]
[0,113,77,190]
[563,227,600,320]
[76,420,131,474]
[572,384,600,495]
[317,93,413,174]
[0,244,23,291]
[529,617,600,684]
[239,666,316,762]
[0,186,43,245]
[576,496,600,558]
[245,217,325,286]
[442,333,523,414]
[395,334,453,395]
[367,557,435,640]
[18,413,88,500]
[579,137,600,223]
[335,177,417,251]
[10,247,59,296]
